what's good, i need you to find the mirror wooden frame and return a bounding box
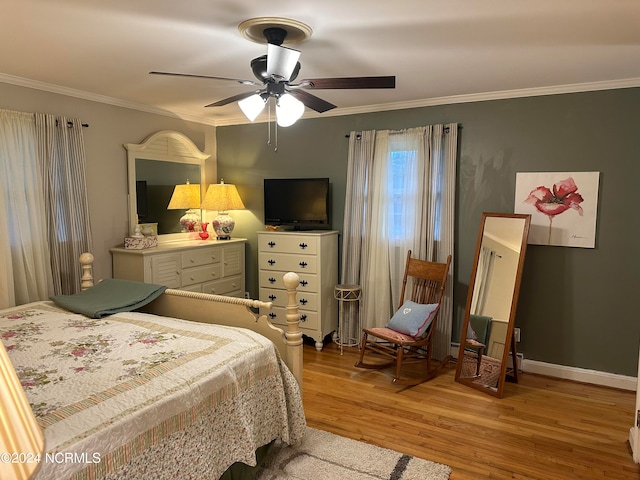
[455,212,531,398]
[124,131,209,240]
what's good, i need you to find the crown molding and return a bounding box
[0,73,217,126]
[2,72,639,128]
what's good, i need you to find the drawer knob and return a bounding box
[300,314,307,322]
[268,277,276,283]
[268,294,276,301]
[300,280,308,287]
[299,242,308,249]
[269,312,277,319]
[300,298,308,305]
[268,241,276,248]
[299,261,308,268]
[268,259,276,266]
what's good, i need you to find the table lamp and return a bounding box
[201,180,245,240]
[167,180,201,231]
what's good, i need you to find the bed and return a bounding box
[0,254,306,480]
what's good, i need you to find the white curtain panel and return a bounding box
[470,246,495,315]
[342,124,457,360]
[0,109,53,307]
[35,114,93,295]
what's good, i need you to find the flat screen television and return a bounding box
[264,177,330,230]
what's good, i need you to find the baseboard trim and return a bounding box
[523,359,636,391]
[449,345,637,391]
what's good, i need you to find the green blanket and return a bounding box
[51,278,167,319]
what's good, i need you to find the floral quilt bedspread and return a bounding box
[0,301,306,480]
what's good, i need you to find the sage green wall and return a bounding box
[217,88,640,377]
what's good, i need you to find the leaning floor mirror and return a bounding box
[455,212,531,398]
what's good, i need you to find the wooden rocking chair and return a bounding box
[355,251,451,386]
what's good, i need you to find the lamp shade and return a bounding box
[167,181,201,232]
[201,181,245,240]
[276,93,305,127]
[0,341,43,480]
[201,182,245,212]
[167,181,201,210]
[238,94,266,122]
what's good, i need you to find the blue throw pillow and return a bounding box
[386,300,440,338]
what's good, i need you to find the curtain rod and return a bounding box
[55,120,89,128]
[345,125,453,138]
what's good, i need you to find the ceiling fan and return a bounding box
[150,22,395,126]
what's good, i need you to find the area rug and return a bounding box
[257,427,451,480]
[459,354,501,389]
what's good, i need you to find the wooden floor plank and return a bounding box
[302,342,640,480]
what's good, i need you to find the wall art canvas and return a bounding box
[514,172,600,248]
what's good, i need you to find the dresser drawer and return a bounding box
[181,248,220,269]
[181,264,222,286]
[203,274,243,296]
[258,252,317,274]
[259,270,317,292]
[259,234,318,255]
[260,288,318,311]
[262,306,318,330]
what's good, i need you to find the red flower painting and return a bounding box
[524,177,584,244]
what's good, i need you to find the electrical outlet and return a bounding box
[244,291,250,299]
[514,327,521,342]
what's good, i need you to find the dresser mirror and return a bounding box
[125,131,209,238]
[455,212,531,398]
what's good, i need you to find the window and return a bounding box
[388,149,417,242]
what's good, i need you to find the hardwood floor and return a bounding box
[302,342,640,479]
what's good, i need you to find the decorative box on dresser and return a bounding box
[257,230,338,351]
[110,239,246,296]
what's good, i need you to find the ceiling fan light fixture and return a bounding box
[238,94,266,121]
[276,94,304,127]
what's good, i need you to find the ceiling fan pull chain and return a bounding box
[265,99,278,152]
[267,100,272,147]
[274,99,278,152]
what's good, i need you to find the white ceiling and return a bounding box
[2,1,640,126]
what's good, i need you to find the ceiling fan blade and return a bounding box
[149,71,261,86]
[266,44,301,81]
[299,76,396,89]
[288,90,337,113]
[205,90,263,108]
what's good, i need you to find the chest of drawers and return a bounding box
[257,230,338,351]
[111,239,246,297]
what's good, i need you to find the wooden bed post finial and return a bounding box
[283,272,303,388]
[79,252,95,291]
